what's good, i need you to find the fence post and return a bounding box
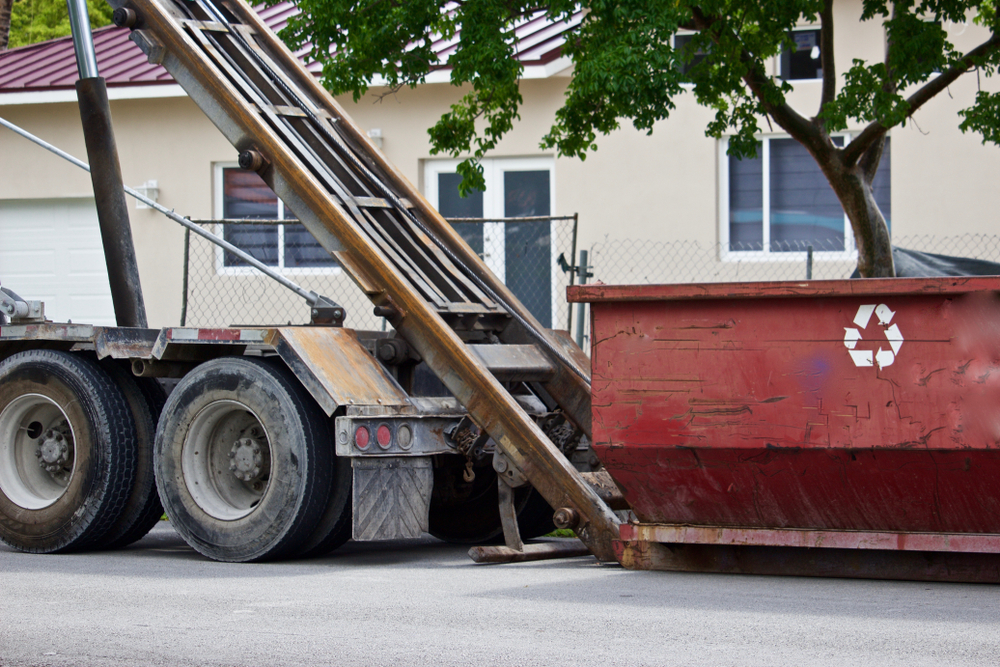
[806,244,814,280]
[575,249,589,348]
[180,227,190,326]
[566,213,579,332]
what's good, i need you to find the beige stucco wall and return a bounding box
[0,96,231,327]
[355,4,1000,252]
[1,2,998,329]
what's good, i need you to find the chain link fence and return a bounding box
[569,234,1000,348]
[588,235,1000,285]
[180,215,579,330]
[181,223,1000,351]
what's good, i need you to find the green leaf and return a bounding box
[278,0,1000,198]
[959,90,1000,144]
[9,0,112,49]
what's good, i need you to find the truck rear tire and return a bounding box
[98,360,166,549]
[295,452,352,558]
[155,357,333,562]
[429,463,555,544]
[0,350,137,553]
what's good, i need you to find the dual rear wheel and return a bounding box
[0,350,149,553]
[0,351,557,560]
[0,351,351,561]
[154,357,351,562]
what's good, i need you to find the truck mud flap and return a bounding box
[352,457,433,541]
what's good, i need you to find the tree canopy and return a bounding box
[2,0,112,51]
[277,1,998,276]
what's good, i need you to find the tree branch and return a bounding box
[844,32,1000,167]
[859,134,886,181]
[743,67,818,142]
[818,0,836,113]
[689,7,819,147]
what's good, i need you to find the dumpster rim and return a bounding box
[567,276,1000,303]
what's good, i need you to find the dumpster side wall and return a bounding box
[588,284,1000,533]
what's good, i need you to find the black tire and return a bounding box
[98,359,166,549]
[296,439,352,558]
[155,357,333,562]
[0,350,137,553]
[428,462,555,544]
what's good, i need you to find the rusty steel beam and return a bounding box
[621,523,1000,554]
[580,471,629,511]
[469,541,592,564]
[113,0,620,559]
[614,539,1000,583]
[217,0,595,441]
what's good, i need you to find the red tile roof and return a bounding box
[0,3,579,94]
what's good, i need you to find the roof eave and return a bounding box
[0,83,187,106]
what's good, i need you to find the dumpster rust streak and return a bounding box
[917,368,946,386]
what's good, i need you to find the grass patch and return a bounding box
[543,528,576,538]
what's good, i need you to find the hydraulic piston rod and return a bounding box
[66,0,148,328]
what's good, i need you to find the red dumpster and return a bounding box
[569,277,1000,582]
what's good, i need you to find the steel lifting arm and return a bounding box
[107,0,620,558]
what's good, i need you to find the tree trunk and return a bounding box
[812,137,895,278]
[835,172,894,278]
[0,0,13,51]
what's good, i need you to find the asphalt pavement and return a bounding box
[1,522,999,667]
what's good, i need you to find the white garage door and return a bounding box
[0,198,115,326]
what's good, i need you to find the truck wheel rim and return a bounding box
[0,394,76,510]
[181,400,271,520]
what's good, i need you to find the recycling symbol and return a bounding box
[843,304,904,369]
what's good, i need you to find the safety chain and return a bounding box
[452,426,479,483]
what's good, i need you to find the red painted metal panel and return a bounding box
[569,276,1000,303]
[577,278,1000,539]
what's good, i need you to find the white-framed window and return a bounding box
[719,134,891,260]
[213,164,338,274]
[676,28,822,82]
[673,31,708,79]
[424,157,558,328]
[780,28,823,81]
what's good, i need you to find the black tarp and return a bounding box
[851,247,1000,278]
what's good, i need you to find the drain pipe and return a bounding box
[67,0,148,328]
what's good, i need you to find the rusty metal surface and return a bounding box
[468,344,555,382]
[586,278,1000,540]
[569,276,1000,303]
[0,323,99,363]
[468,540,591,564]
[93,326,160,359]
[334,412,458,457]
[149,327,263,361]
[273,327,410,416]
[621,523,1000,554]
[613,540,1000,583]
[0,322,97,342]
[580,470,629,511]
[114,0,620,560]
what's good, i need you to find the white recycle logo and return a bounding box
[843,304,904,369]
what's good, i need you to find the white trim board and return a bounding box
[0,84,187,106]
